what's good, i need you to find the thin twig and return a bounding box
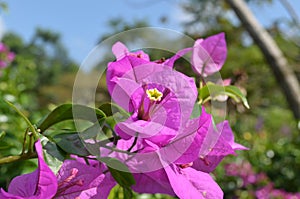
[0,152,37,165]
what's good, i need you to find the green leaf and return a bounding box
[123,187,133,199]
[98,103,114,116]
[99,102,130,133]
[199,82,225,101]
[98,102,130,118]
[44,141,66,161]
[100,157,135,188]
[5,100,38,139]
[191,103,202,119]
[0,131,5,141]
[53,133,90,156]
[79,118,106,140]
[41,137,65,174]
[199,83,210,101]
[198,82,250,109]
[37,104,106,132]
[225,85,250,109]
[105,116,118,130]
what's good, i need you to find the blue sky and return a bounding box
[0,0,299,64]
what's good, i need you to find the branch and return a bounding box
[0,152,37,165]
[225,0,300,123]
[279,0,300,27]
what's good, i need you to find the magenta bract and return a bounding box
[191,32,227,76]
[0,140,57,199]
[104,40,246,199]
[0,43,15,69]
[192,120,248,173]
[108,49,197,145]
[55,159,116,199]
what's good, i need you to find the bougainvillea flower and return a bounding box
[112,67,197,146]
[163,47,193,67]
[110,97,245,167]
[109,108,246,199]
[256,183,300,199]
[192,120,248,173]
[160,33,227,77]
[111,41,150,61]
[149,107,245,168]
[113,136,223,198]
[0,43,15,69]
[107,42,151,109]
[158,107,246,168]
[103,38,243,198]
[162,107,212,165]
[54,159,116,199]
[191,32,227,77]
[111,110,222,198]
[0,140,57,199]
[225,161,258,187]
[7,52,15,62]
[0,43,7,52]
[132,163,223,199]
[164,164,223,198]
[132,166,174,196]
[107,42,198,112]
[0,61,8,68]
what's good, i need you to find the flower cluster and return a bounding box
[0,141,116,199]
[105,32,247,198]
[225,161,300,198]
[0,43,15,69]
[0,33,247,199]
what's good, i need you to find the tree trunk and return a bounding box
[225,0,300,123]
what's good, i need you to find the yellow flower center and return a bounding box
[146,88,163,101]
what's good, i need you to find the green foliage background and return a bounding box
[0,0,299,198]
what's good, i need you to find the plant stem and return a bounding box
[127,134,138,152]
[0,152,37,165]
[5,100,39,139]
[21,128,29,154]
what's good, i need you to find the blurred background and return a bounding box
[0,0,299,198]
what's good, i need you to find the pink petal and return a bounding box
[56,160,116,199]
[168,108,212,164]
[192,32,227,76]
[112,41,128,60]
[193,120,248,173]
[0,61,8,68]
[7,52,15,62]
[164,164,223,199]
[0,43,7,52]
[164,47,193,67]
[132,169,175,196]
[116,118,177,146]
[1,140,57,199]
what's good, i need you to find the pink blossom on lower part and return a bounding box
[54,159,116,199]
[0,42,15,69]
[0,140,58,199]
[256,183,300,199]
